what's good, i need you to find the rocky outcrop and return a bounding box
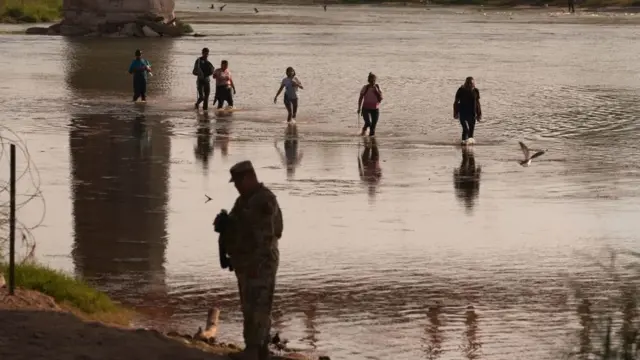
[24,0,202,37]
[25,15,201,37]
[62,0,175,30]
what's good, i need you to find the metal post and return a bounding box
[9,144,16,295]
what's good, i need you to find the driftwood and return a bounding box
[194,308,220,342]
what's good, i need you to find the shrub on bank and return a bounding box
[0,0,62,23]
[0,262,122,315]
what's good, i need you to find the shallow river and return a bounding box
[1,4,640,359]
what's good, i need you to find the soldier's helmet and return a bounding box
[229,160,255,182]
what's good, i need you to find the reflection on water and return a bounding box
[453,147,481,213]
[303,301,320,350]
[576,299,592,359]
[69,112,172,316]
[275,125,303,179]
[194,113,213,171]
[424,302,445,360]
[358,138,382,201]
[215,120,231,159]
[462,306,482,360]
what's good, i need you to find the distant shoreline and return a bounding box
[219,0,640,12]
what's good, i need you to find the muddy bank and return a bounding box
[0,287,325,360]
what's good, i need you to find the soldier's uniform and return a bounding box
[222,161,283,359]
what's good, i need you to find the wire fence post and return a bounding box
[9,143,16,295]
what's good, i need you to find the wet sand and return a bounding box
[1,3,640,359]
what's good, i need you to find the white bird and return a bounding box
[518,141,545,167]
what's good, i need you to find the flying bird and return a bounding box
[518,141,545,167]
[205,194,212,203]
[219,3,226,11]
[210,4,214,9]
[254,7,259,13]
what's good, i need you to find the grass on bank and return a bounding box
[0,262,130,325]
[0,0,61,23]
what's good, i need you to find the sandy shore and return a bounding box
[0,287,319,360]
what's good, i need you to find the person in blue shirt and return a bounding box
[128,49,152,102]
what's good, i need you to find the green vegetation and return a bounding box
[0,0,62,23]
[0,262,130,324]
[175,19,194,34]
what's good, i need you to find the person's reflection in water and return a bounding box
[358,137,382,201]
[132,115,151,154]
[215,119,231,158]
[194,113,213,170]
[461,305,482,359]
[275,125,303,179]
[423,301,445,359]
[453,146,481,213]
[302,300,320,349]
[576,298,592,359]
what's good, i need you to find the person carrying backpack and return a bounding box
[357,72,383,137]
[193,48,215,111]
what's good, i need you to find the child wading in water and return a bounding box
[274,67,303,124]
[357,72,383,137]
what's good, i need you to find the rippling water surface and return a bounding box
[1,4,640,359]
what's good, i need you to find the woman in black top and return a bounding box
[453,77,482,145]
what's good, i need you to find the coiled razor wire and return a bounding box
[0,125,46,263]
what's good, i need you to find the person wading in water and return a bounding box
[193,47,215,111]
[453,76,482,145]
[357,72,383,137]
[273,67,304,124]
[213,60,236,109]
[128,49,152,102]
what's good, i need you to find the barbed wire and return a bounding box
[0,125,47,263]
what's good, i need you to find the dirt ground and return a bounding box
[0,287,316,360]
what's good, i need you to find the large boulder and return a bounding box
[48,22,61,35]
[122,22,144,37]
[25,27,49,35]
[62,0,175,29]
[141,25,160,37]
[138,20,182,37]
[60,24,92,36]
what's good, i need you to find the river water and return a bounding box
[1,4,640,359]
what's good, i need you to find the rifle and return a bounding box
[213,210,234,272]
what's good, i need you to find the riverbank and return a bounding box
[2,0,640,25]
[0,263,325,360]
[0,0,60,23]
[0,262,130,325]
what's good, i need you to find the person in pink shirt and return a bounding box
[212,60,236,109]
[357,72,383,137]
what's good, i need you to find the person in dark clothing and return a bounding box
[128,49,152,102]
[453,76,482,145]
[568,0,575,13]
[193,48,215,111]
